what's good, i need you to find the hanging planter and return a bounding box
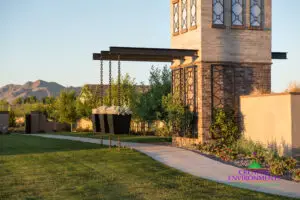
[92,54,132,134]
[92,106,132,134]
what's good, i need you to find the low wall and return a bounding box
[130,120,165,134]
[172,136,202,148]
[27,112,70,133]
[0,111,9,133]
[240,93,300,157]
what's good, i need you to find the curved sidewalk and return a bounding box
[29,134,300,199]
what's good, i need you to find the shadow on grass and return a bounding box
[0,134,106,156]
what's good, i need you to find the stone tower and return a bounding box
[170,0,272,142]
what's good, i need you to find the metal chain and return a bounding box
[109,57,112,106]
[100,57,103,106]
[117,55,121,107]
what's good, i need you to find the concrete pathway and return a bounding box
[29,134,300,199]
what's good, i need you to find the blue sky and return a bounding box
[0,0,299,92]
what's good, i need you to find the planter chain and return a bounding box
[117,55,121,107]
[100,57,104,106]
[109,56,112,106]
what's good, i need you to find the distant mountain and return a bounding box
[0,80,81,103]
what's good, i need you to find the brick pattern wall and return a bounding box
[196,62,271,142]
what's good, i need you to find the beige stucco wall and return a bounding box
[240,93,300,156]
[291,94,300,157]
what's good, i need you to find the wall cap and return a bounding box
[241,92,300,98]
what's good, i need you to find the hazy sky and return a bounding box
[0,0,299,92]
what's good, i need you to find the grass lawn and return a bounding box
[0,134,295,200]
[51,132,172,144]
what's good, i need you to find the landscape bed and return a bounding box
[0,134,294,200]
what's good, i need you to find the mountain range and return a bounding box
[0,80,81,103]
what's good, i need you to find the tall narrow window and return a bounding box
[213,0,224,25]
[250,0,263,27]
[190,0,197,29]
[181,0,187,32]
[232,0,244,26]
[173,2,179,34]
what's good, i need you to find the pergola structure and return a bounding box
[93,47,287,137]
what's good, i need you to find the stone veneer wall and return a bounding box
[172,136,202,148]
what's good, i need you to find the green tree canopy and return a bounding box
[76,85,100,119]
[55,90,77,130]
[135,66,171,121]
[103,73,139,110]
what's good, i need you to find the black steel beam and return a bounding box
[93,52,177,62]
[109,46,198,57]
[272,52,287,59]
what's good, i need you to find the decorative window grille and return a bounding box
[250,0,263,27]
[232,0,244,26]
[190,0,197,28]
[181,0,187,31]
[173,2,179,34]
[213,0,224,25]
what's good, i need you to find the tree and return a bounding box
[13,97,23,105]
[24,96,37,104]
[42,96,55,104]
[76,85,100,118]
[8,110,16,127]
[55,90,77,131]
[135,66,171,121]
[103,73,139,111]
[0,99,9,111]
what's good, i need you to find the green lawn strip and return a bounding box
[0,135,294,200]
[51,132,172,143]
[0,134,105,156]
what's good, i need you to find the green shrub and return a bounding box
[198,141,238,161]
[162,93,193,137]
[269,160,286,176]
[210,107,240,145]
[155,126,171,137]
[282,157,297,171]
[292,169,300,182]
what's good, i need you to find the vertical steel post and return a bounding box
[100,57,104,106]
[117,55,121,107]
[109,56,112,106]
